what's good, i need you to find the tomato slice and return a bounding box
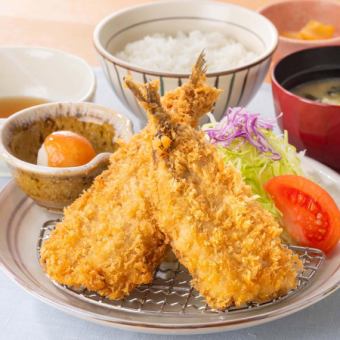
[265,175,340,254]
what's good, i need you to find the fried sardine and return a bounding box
[125,53,302,309]
[40,55,219,299]
[41,53,301,309]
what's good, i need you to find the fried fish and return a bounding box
[126,53,302,309]
[40,55,219,300]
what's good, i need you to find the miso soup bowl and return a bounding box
[272,46,340,172]
[0,102,132,212]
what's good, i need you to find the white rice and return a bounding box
[115,30,258,73]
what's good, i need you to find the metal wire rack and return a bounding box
[37,219,325,315]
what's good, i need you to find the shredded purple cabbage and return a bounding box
[204,107,281,160]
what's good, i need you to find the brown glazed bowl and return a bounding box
[0,102,132,212]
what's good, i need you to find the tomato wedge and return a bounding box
[265,175,340,253]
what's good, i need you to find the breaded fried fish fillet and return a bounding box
[40,55,219,299]
[41,53,301,309]
[40,130,166,299]
[126,55,302,309]
[154,128,302,309]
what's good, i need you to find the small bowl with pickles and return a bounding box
[0,102,132,212]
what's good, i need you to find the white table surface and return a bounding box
[0,68,339,340]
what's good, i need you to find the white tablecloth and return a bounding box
[0,68,339,340]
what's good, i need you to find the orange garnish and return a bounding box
[282,20,335,40]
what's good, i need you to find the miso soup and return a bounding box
[291,78,340,105]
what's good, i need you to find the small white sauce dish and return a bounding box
[0,46,96,104]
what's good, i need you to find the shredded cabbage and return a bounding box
[202,107,303,219]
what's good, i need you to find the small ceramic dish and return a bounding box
[259,0,340,64]
[94,0,278,121]
[0,102,133,212]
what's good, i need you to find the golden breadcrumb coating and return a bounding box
[40,130,166,299]
[40,55,219,300]
[41,53,302,309]
[161,57,221,127]
[153,126,302,309]
[127,53,302,309]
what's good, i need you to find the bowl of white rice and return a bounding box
[94,0,278,121]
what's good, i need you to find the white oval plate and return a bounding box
[0,156,339,335]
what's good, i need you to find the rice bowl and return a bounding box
[94,0,278,121]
